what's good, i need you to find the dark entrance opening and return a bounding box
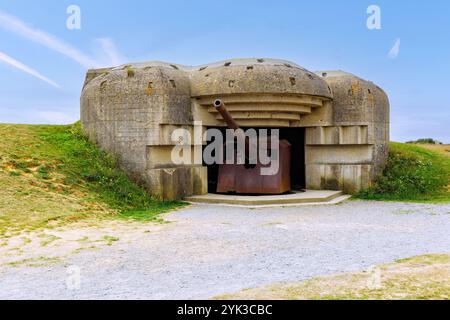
[204,127,306,193]
[280,128,306,191]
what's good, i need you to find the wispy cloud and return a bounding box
[0,10,125,68]
[94,38,125,66]
[0,51,60,88]
[388,38,401,59]
[0,10,101,68]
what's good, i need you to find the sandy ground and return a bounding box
[0,200,449,300]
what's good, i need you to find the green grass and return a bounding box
[6,256,62,268]
[0,122,184,235]
[39,122,183,216]
[355,142,450,203]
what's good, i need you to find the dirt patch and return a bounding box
[0,219,167,267]
[216,254,450,300]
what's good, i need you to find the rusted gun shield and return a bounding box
[213,99,291,194]
[216,137,291,194]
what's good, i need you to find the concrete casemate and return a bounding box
[80,58,390,200]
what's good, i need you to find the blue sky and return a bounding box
[0,0,449,142]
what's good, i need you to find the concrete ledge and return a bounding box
[185,190,346,207]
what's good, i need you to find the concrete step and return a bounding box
[185,190,348,207]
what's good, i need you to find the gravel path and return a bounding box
[1,200,449,300]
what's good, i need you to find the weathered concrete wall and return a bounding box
[304,71,390,193]
[81,60,390,200]
[81,62,206,200]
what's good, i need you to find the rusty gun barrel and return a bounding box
[214,99,254,163]
[214,99,240,130]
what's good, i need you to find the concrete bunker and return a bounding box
[81,59,390,200]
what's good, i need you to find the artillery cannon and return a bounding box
[213,99,291,195]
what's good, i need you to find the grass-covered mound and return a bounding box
[356,142,450,203]
[0,123,183,235]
